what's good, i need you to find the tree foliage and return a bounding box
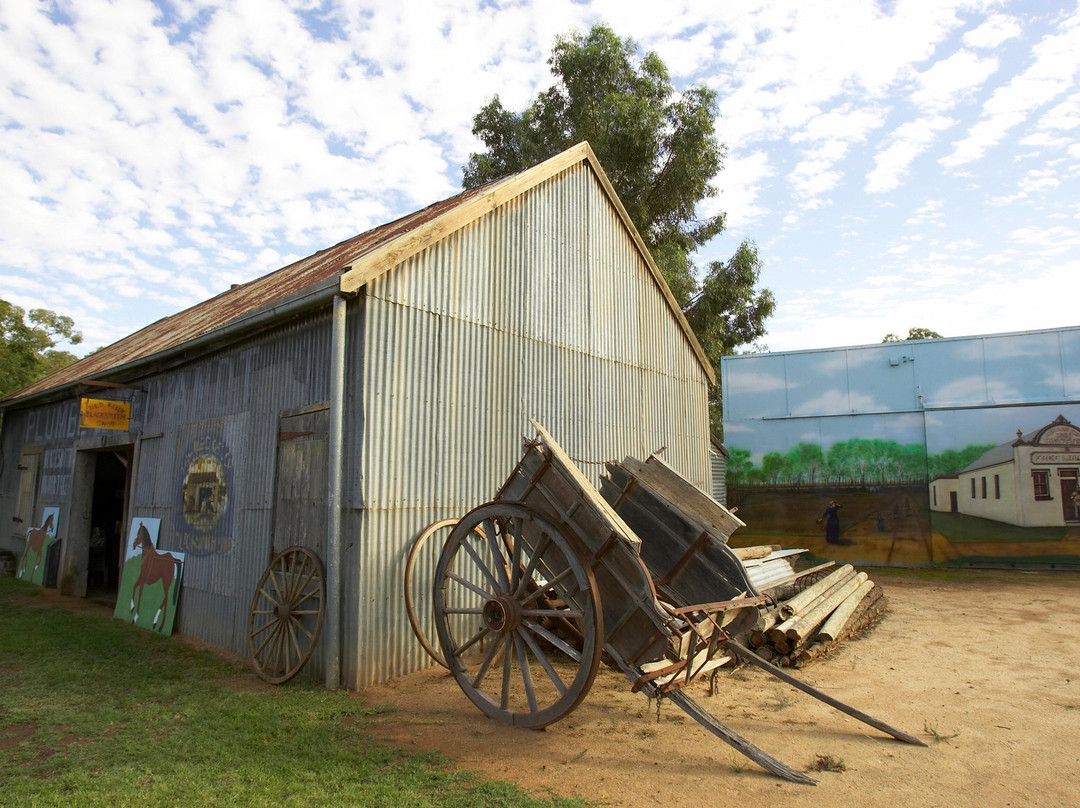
[464,23,725,271]
[883,327,943,342]
[0,298,83,398]
[463,23,774,435]
[727,439,999,488]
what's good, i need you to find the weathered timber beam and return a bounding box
[664,689,817,785]
[726,641,928,747]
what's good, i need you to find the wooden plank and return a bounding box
[527,421,640,547]
[732,545,781,560]
[784,572,868,644]
[600,465,759,620]
[621,455,745,538]
[727,641,928,747]
[779,565,855,618]
[818,579,877,643]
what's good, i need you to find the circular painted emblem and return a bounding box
[181,453,228,530]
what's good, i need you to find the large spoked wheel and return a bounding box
[248,546,326,684]
[434,502,603,728]
[404,518,460,668]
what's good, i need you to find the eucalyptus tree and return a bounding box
[464,23,774,434]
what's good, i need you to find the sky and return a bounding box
[2,0,1079,357]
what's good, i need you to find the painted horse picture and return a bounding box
[17,508,60,585]
[113,518,185,635]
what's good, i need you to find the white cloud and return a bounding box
[963,13,1023,49]
[1,0,1079,361]
[911,49,1000,113]
[867,115,956,193]
[942,9,1080,168]
[707,148,775,230]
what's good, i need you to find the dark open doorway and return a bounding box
[87,450,130,599]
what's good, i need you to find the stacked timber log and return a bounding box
[733,549,888,669]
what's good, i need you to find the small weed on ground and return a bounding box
[924,720,961,743]
[765,690,792,711]
[809,754,846,773]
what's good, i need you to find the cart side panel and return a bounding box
[602,463,761,599]
[598,471,745,605]
[635,455,746,535]
[498,442,672,668]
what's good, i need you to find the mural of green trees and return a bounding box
[728,440,997,487]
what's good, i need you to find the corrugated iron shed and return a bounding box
[1,141,720,690]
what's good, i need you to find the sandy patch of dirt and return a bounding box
[359,572,1080,808]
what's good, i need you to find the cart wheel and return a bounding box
[248,546,326,684]
[404,518,460,668]
[434,502,602,728]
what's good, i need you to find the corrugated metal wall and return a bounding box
[347,163,712,687]
[710,448,727,505]
[134,312,335,656]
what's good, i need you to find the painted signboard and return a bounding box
[114,518,185,635]
[17,507,60,584]
[173,432,235,558]
[79,397,132,430]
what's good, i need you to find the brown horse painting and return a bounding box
[18,513,56,581]
[129,522,183,631]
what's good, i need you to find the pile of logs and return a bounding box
[733,552,888,669]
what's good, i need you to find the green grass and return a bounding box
[930,511,1065,543]
[0,577,586,808]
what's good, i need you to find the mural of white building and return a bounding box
[930,415,1080,528]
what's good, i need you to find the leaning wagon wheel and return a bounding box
[404,518,460,668]
[248,546,326,684]
[433,502,603,729]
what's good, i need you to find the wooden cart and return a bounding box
[429,423,924,784]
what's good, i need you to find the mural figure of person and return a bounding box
[817,500,843,544]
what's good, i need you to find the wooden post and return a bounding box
[818,579,875,643]
[785,572,869,645]
[779,565,855,618]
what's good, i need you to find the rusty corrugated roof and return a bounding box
[3,182,494,403]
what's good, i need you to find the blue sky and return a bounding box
[2,0,1078,355]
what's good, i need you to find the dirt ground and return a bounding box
[359,571,1080,808]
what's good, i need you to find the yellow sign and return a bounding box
[80,398,131,431]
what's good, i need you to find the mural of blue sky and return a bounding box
[723,328,1080,463]
[2,1,1079,355]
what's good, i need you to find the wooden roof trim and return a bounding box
[579,144,715,385]
[339,142,591,295]
[338,142,716,385]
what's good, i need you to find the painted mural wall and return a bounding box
[720,327,1080,568]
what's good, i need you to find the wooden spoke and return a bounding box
[248,546,326,684]
[433,502,602,729]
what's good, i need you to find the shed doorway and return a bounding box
[268,403,329,682]
[88,450,129,596]
[65,446,131,602]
